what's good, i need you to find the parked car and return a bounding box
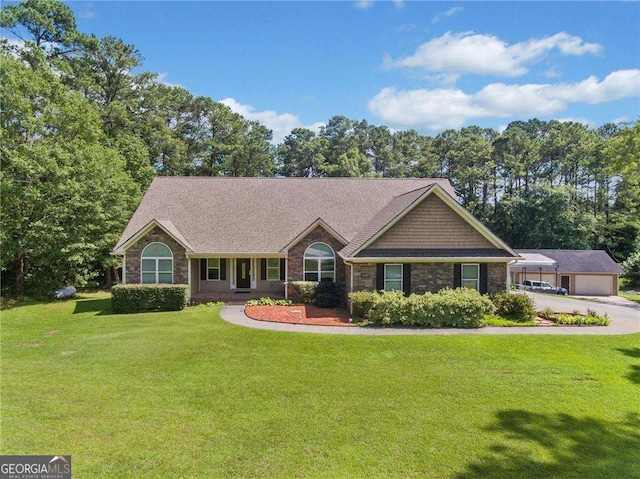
[520,280,568,295]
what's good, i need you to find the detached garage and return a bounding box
[512,249,623,296]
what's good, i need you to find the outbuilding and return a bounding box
[512,249,623,296]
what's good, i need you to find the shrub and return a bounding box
[246,297,293,306]
[367,288,493,328]
[368,290,408,325]
[552,312,610,326]
[314,281,344,308]
[539,307,554,319]
[111,284,189,314]
[286,281,317,304]
[622,252,640,287]
[491,292,536,322]
[417,288,494,328]
[285,280,344,308]
[348,291,378,319]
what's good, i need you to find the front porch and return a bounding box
[189,257,286,301]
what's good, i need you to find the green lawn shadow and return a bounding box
[456,410,640,479]
[617,348,640,384]
[73,297,113,316]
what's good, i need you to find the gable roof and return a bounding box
[113,177,457,255]
[514,249,623,274]
[114,218,193,254]
[340,184,518,259]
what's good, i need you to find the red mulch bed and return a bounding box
[244,304,352,327]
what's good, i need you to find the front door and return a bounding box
[236,258,251,289]
[561,275,570,292]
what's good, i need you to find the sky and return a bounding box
[20,1,640,142]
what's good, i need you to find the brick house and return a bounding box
[111,177,519,301]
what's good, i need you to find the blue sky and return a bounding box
[28,2,640,141]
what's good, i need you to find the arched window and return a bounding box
[304,242,335,282]
[141,243,173,284]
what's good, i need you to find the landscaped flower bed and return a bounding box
[244,304,351,326]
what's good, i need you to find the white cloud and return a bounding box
[156,73,181,88]
[612,116,629,124]
[355,0,373,9]
[368,69,640,131]
[556,117,593,127]
[390,31,603,77]
[392,0,404,9]
[220,98,323,144]
[432,7,464,24]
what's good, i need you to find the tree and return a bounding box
[0,53,140,295]
[277,128,325,177]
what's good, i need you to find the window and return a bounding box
[461,264,479,291]
[384,264,403,291]
[207,258,220,280]
[267,258,280,280]
[141,243,173,284]
[303,242,335,282]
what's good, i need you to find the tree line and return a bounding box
[1,0,638,296]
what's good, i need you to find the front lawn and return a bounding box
[1,293,639,478]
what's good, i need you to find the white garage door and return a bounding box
[574,275,613,296]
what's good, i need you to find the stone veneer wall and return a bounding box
[486,262,507,293]
[350,261,508,293]
[125,227,189,284]
[410,263,455,293]
[287,226,346,284]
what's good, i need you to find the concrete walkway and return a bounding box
[220,300,640,336]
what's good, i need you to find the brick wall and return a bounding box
[125,227,188,284]
[287,226,346,284]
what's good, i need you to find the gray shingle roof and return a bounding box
[114,177,457,255]
[515,249,623,274]
[339,185,433,258]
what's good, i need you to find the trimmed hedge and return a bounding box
[112,284,189,314]
[348,291,377,319]
[286,281,317,304]
[286,280,345,308]
[354,288,494,328]
[491,292,536,322]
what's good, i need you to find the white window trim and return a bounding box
[206,258,221,282]
[303,242,336,282]
[461,263,480,292]
[384,264,403,292]
[140,242,173,284]
[266,258,280,281]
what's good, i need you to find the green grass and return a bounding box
[483,315,537,327]
[2,293,639,478]
[620,290,640,304]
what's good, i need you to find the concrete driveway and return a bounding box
[523,292,639,334]
[221,291,640,335]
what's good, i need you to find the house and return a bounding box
[511,249,623,296]
[111,177,519,301]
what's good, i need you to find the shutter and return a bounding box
[280,258,286,281]
[220,258,227,281]
[260,258,267,281]
[376,264,385,291]
[479,263,488,294]
[453,263,461,288]
[403,264,411,295]
[200,259,207,281]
